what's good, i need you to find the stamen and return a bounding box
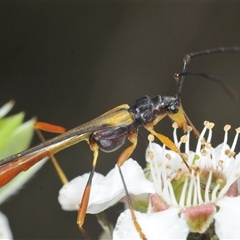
[148,134,155,143]
[172,122,179,128]
[165,153,171,160]
[201,149,207,156]
[176,168,183,176]
[192,171,198,206]
[205,142,212,148]
[204,170,212,203]
[179,177,188,207]
[224,124,231,131]
[219,125,231,163]
[181,135,188,143]
[172,122,179,146]
[211,183,220,201]
[168,181,178,206]
[185,131,190,154]
[186,126,193,132]
[206,121,215,130]
[204,122,213,149]
[148,121,240,218]
[162,180,171,205]
[225,149,235,158]
[146,149,154,161]
[218,160,224,170]
[147,142,161,195]
[186,175,194,206]
[210,150,217,169]
[230,127,240,152]
[178,135,188,151]
[155,167,162,196]
[196,122,208,153]
[196,172,203,204]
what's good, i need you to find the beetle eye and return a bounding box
[169,102,179,114]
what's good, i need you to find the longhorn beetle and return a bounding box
[0,47,239,239]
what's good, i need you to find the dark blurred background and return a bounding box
[1,2,240,239]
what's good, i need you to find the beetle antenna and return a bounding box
[174,71,238,100]
[175,47,240,99]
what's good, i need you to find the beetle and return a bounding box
[0,47,239,239]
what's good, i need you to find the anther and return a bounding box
[225,149,236,158]
[218,160,224,168]
[147,150,154,161]
[204,121,209,126]
[205,142,212,148]
[216,178,224,185]
[200,137,206,145]
[201,149,207,156]
[165,153,172,160]
[148,134,155,142]
[186,126,192,132]
[224,124,231,132]
[180,135,188,143]
[206,121,215,129]
[172,122,179,129]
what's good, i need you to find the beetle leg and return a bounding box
[145,124,190,172]
[115,133,147,240]
[34,121,66,133]
[77,142,99,239]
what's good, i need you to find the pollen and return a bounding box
[186,125,192,132]
[174,173,181,180]
[206,121,215,129]
[204,120,209,126]
[205,142,212,148]
[225,149,236,158]
[172,122,179,129]
[177,168,183,175]
[166,164,172,170]
[175,168,183,179]
[218,160,224,168]
[148,134,155,142]
[147,149,154,160]
[216,178,224,185]
[180,135,188,143]
[195,166,201,173]
[200,137,206,145]
[200,149,207,156]
[224,124,231,132]
[165,153,172,160]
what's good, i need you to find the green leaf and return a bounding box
[0,112,25,158]
[0,117,36,159]
[0,103,48,204]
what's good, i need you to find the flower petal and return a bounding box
[215,196,240,239]
[58,159,154,213]
[58,172,105,210]
[87,159,154,213]
[0,212,13,239]
[0,101,14,119]
[113,207,189,239]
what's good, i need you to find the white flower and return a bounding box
[58,121,240,239]
[58,159,154,213]
[0,101,47,239]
